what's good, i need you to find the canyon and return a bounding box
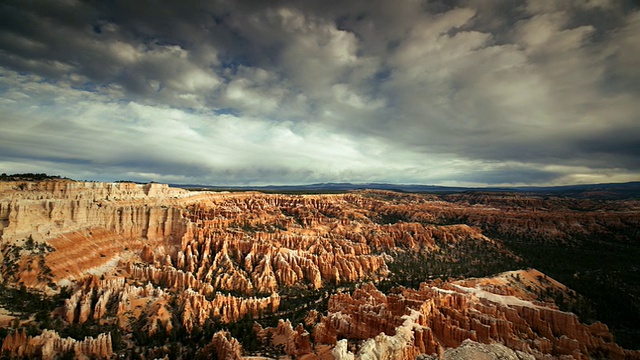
[0,179,638,359]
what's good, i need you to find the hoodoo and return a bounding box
[0,180,638,358]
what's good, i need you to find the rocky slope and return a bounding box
[321,269,639,360]
[0,180,638,359]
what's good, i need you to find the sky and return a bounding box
[0,0,639,186]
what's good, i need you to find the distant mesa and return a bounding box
[172,180,640,199]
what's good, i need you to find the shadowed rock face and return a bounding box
[379,191,640,246]
[0,181,638,359]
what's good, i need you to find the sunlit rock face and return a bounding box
[1,328,112,360]
[324,270,640,360]
[0,181,639,359]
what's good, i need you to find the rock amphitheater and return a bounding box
[0,180,638,359]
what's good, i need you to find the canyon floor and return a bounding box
[0,179,638,359]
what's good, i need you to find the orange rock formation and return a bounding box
[211,330,243,360]
[1,182,639,358]
[1,328,112,360]
[319,270,640,360]
[256,319,313,357]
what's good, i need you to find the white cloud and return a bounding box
[0,1,638,185]
[0,68,462,184]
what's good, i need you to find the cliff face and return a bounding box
[0,181,190,242]
[0,181,191,287]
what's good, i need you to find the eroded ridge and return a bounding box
[322,270,639,360]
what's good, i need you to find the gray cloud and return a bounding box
[451,167,564,185]
[0,0,638,185]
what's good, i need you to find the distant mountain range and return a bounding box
[170,181,640,199]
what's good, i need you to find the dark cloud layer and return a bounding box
[0,0,639,185]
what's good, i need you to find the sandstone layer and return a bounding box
[0,181,638,359]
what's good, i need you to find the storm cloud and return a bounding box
[0,0,638,185]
